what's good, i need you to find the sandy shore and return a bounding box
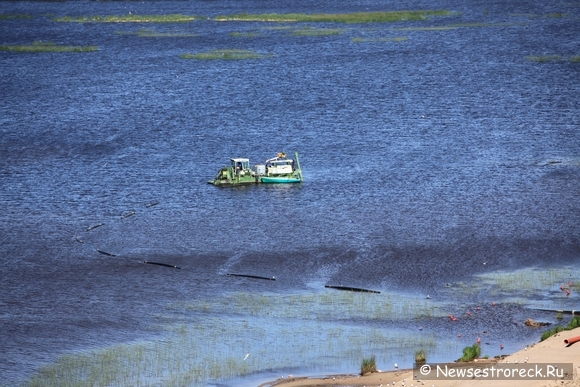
[260,327,580,387]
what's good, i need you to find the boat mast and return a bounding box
[294,152,303,181]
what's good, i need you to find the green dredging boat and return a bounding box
[208,152,303,187]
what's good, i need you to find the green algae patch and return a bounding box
[526,55,580,63]
[229,31,262,38]
[54,14,203,23]
[0,14,33,20]
[392,26,457,31]
[0,41,98,53]
[116,28,198,37]
[392,22,525,31]
[448,22,524,27]
[509,13,567,19]
[526,55,563,62]
[442,266,580,310]
[291,27,344,36]
[261,26,294,31]
[214,10,454,24]
[352,36,408,42]
[180,49,271,60]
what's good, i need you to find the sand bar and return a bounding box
[260,327,580,387]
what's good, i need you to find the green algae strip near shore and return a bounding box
[0,41,98,52]
[0,13,33,20]
[53,14,204,23]
[51,10,454,24]
[115,28,198,37]
[352,36,408,42]
[291,27,344,36]
[214,10,455,23]
[22,291,447,387]
[526,54,580,62]
[180,49,271,60]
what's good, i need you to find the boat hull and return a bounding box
[208,176,257,186]
[208,179,256,186]
[260,176,301,184]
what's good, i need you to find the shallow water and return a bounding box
[0,0,579,386]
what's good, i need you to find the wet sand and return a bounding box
[261,327,580,387]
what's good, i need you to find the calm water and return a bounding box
[1,0,579,386]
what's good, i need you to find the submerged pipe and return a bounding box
[325,285,380,294]
[96,249,116,257]
[227,273,276,281]
[144,261,181,269]
[564,336,580,345]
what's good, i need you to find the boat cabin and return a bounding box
[265,153,294,176]
[231,158,251,174]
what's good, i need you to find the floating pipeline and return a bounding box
[96,249,116,257]
[531,309,578,315]
[144,261,181,269]
[121,211,135,219]
[227,273,276,281]
[325,285,380,293]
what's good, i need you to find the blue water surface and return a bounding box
[0,0,579,385]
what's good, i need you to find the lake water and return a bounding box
[1,1,579,386]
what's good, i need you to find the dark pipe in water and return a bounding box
[96,249,116,257]
[325,285,380,294]
[227,273,276,281]
[121,211,136,219]
[144,261,181,269]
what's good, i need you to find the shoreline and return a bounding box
[260,327,580,387]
